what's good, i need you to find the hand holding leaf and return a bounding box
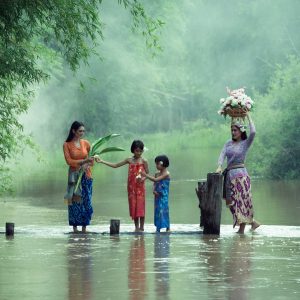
[74,134,125,192]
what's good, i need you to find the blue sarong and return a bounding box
[68,173,93,226]
[154,178,170,231]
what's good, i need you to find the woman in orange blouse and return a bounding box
[63,121,94,233]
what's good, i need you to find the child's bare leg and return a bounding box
[82,226,87,233]
[166,227,171,232]
[134,218,139,231]
[73,226,79,233]
[139,217,145,231]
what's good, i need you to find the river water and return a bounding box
[0,168,300,299]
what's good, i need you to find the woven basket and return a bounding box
[225,107,247,117]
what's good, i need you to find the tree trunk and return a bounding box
[196,173,222,234]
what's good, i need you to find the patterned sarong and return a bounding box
[154,178,170,232]
[68,173,93,226]
[127,162,146,219]
[229,176,254,228]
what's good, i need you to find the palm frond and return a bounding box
[95,146,125,155]
[74,170,84,193]
[75,133,123,192]
[90,133,121,156]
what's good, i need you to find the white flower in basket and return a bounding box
[217,87,255,118]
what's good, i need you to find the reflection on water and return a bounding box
[0,224,300,300]
[224,235,253,300]
[200,236,223,299]
[128,235,148,300]
[199,235,255,300]
[67,236,93,300]
[154,234,170,300]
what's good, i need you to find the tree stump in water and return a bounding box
[196,180,207,227]
[6,222,14,236]
[196,173,222,235]
[110,219,120,235]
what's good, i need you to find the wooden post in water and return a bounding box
[5,222,14,236]
[195,173,222,235]
[195,180,207,227]
[110,219,120,235]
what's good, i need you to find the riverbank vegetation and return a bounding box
[0,0,162,194]
[1,0,300,194]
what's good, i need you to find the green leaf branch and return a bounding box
[74,133,125,193]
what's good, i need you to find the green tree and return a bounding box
[0,0,162,194]
[251,56,300,179]
[63,0,300,135]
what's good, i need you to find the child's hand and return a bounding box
[153,191,159,198]
[140,170,147,177]
[136,168,142,181]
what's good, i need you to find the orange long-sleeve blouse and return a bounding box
[63,139,92,178]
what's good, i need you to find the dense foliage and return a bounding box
[251,56,300,179]
[40,0,300,133]
[0,0,162,193]
[1,0,300,191]
[37,0,299,180]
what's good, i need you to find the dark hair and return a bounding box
[241,132,247,140]
[155,155,169,168]
[231,125,247,141]
[131,140,144,153]
[65,121,84,142]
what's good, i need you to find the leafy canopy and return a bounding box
[0,0,162,194]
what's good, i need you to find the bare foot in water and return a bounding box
[236,223,246,234]
[73,226,79,233]
[251,220,261,231]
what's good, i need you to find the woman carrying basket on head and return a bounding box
[216,112,260,234]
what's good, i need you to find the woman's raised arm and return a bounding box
[246,113,256,147]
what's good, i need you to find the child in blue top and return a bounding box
[142,155,170,232]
